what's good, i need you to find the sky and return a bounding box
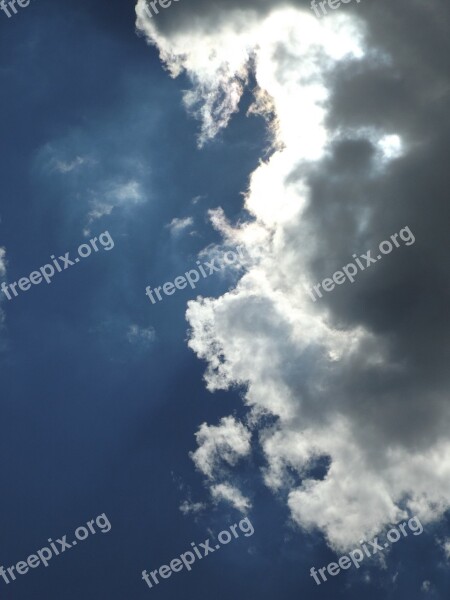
[0,0,449,598]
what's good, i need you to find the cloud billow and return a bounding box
[136,0,450,551]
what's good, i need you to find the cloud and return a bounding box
[127,324,156,346]
[179,500,207,516]
[39,147,92,174]
[109,180,144,204]
[211,483,251,512]
[85,179,145,234]
[190,416,251,480]
[166,216,194,235]
[189,417,252,512]
[52,156,87,173]
[33,96,155,238]
[136,0,313,37]
[0,247,7,278]
[137,0,450,551]
[440,538,450,560]
[86,201,115,223]
[192,195,206,205]
[0,247,7,338]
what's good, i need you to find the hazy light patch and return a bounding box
[378,134,403,160]
[0,247,6,277]
[52,156,87,173]
[127,325,156,346]
[166,216,194,235]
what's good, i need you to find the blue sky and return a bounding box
[0,0,450,598]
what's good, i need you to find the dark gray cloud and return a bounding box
[300,0,450,446]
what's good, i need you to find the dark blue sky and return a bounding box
[0,0,448,599]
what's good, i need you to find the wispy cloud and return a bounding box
[127,325,156,346]
[84,179,146,235]
[211,483,251,512]
[0,247,6,277]
[166,216,194,236]
[52,156,88,173]
[179,500,207,516]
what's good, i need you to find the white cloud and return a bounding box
[190,416,251,479]
[179,500,207,515]
[189,416,251,513]
[137,0,450,552]
[166,216,194,235]
[211,483,251,512]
